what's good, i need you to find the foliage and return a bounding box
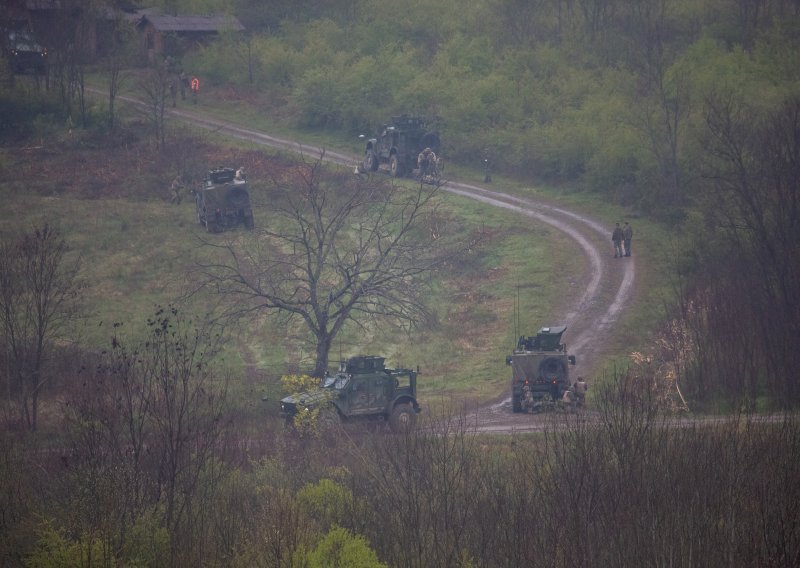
[23,520,114,568]
[302,526,388,568]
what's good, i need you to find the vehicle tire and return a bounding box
[389,403,416,433]
[390,155,405,177]
[226,188,250,208]
[512,396,522,413]
[205,219,218,233]
[364,150,378,172]
[244,215,254,230]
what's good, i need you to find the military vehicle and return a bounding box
[4,30,47,74]
[280,355,421,432]
[506,325,577,412]
[194,166,253,232]
[360,115,441,180]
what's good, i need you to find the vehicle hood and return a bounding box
[280,389,331,409]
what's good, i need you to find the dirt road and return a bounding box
[108,92,636,432]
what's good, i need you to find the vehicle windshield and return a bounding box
[322,373,350,390]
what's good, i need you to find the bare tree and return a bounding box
[0,224,81,431]
[194,158,465,377]
[104,12,137,130]
[63,306,229,564]
[139,64,170,148]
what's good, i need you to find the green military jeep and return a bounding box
[280,355,421,432]
[194,166,254,233]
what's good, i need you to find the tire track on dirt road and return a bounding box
[107,92,635,424]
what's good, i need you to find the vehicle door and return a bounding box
[348,375,387,413]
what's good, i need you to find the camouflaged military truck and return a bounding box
[194,166,253,233]
[280,355,420,432]
[506,325,577,413]
[360,115,441,179]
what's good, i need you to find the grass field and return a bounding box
[1,78,676,419]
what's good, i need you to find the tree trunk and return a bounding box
[314,334,333,377]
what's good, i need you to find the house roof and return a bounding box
[138,14,244,33]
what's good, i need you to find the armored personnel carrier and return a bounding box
[280,355,420,432]
[194,166,253,232]
[360,115,441,179]
[506,325,577,412]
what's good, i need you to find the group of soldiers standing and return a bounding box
[165,56,198,107]
[521,376,588,413]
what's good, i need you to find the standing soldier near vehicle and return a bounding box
[623,221,633,257]
[612,223,624,258]
[417,147,436,178]
[573,377,588,407]
[169,174,185,204]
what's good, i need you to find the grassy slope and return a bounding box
[2,78,672,418]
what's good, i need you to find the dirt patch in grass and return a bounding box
[1,126,300,201]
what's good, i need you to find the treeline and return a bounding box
[2,360,798,566]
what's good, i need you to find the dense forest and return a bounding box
[2,0,799,566]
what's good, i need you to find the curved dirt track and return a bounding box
[108,93,636,432]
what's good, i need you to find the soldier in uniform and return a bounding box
[573,377,588,407]
[612,222,624,258]
[623,221,633,257]
[169,175,185,204]
[560,388,575,411]
[417,147,436,177]
[521,383,534,413]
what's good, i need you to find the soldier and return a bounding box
[560,388,575,411]
[573,377,588,407]
[417,147,436,177]
[623,221,633,257]
[169,79,177,108]
[612,222,624,258]
[521,383,534,413]
[190,76,200,105]
[169,174,185,204]
[235,167,246,181]
[179,71,187,100]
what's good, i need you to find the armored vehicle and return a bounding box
[506,325,577,413]
[4,30,47,74]
[194,167,253,233]
[361,115,441,179]
[280,355,421,432]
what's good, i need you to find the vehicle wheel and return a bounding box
[512,396,522,413]
[226,188,250,208]
[389,403,416,433]
[390,155,405,177]
[364,151,378,172]
[244,214,254,230]
[205,219,218,233]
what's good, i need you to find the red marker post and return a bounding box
[190,77,200,104]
